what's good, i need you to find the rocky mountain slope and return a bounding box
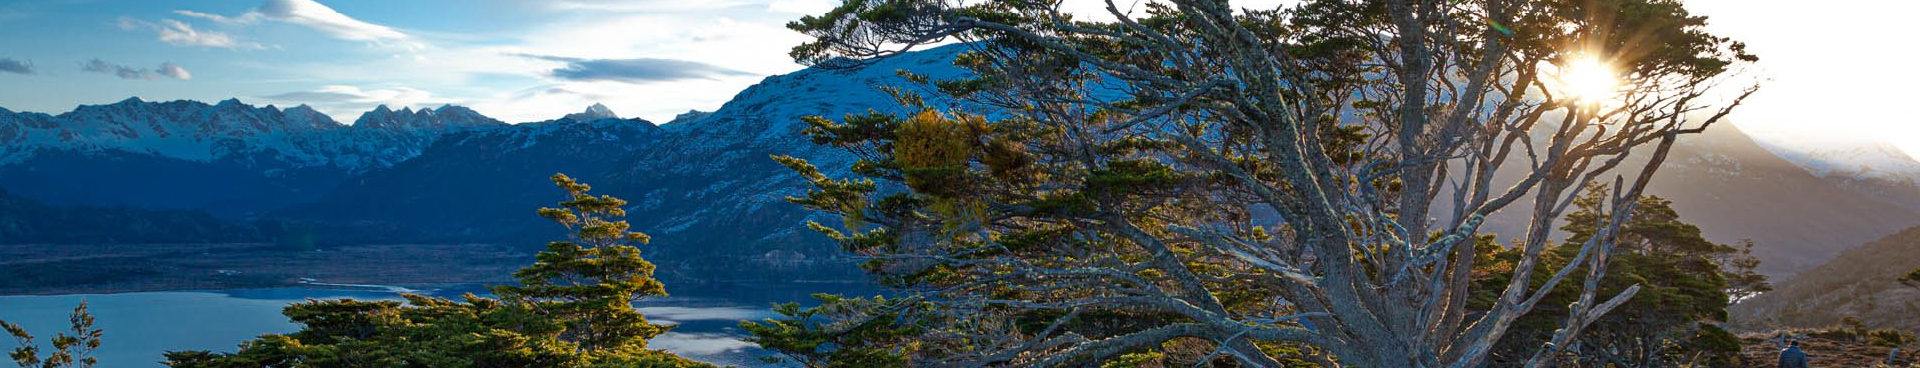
[272,46,971,282]
[1471,121,1920,278]
[1647,123,1920,276]
[1731,225,1920,331]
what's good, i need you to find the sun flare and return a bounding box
[1554,55,1621,103]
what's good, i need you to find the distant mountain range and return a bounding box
[0,44,1914,283]
[0,98,504,217]
[1748,130,1920,187]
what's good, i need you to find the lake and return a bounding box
[0,282,875,367]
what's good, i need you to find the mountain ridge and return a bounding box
[0,44,1914,282]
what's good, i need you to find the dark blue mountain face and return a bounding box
[275,117,669,242]
[264,46,973,282]
[0,187,257,244]
[0,149,348,218]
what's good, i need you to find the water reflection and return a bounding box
[0,282,874,367]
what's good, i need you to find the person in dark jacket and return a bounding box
[1778,340,1809,368]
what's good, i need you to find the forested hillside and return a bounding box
[0,188,255,244]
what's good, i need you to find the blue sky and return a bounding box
[0,0,834,123]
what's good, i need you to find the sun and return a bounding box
[1552,54,1621,103]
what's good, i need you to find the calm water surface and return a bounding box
[0,282,872,367]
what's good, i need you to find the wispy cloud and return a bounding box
[0,58,31,75]
[80,59,191,80]
[514,54,755,83]
[118,17,261,49]
[157,62,192,80]
[540,0,762,12]
[255,0,413,45]
[172,10,260,25]
[765,0,838,14]
[259,84,452,120]
[176,0,419,50]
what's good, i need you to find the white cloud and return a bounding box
[512,54,754,83]
[540,0,760,13]
[155,20,236,48]
[157,62,192,80]
[393,11,812,123]
[255,0,410,43]
[182,0,812,123]
[765,0,836,14]
[117,17,261,49]
[172,10,261,25]
[178,0,420,51]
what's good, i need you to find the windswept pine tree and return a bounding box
[163,174,709,368]
[1473,190,1760,366]
[770,0,1758,366]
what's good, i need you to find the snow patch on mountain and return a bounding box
[0,98,508,173]
[563,103,620,122]
[1741,124,1920,185]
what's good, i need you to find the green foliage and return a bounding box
[741,294,929,367]
[1,303,101,368]
[1473,190,1753,367]
[164,174,707,368]
[1721,239,1772,301]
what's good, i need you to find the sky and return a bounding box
[0,0,1912,158]
[0,0,837,123]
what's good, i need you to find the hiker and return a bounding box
[1778,340,1809,368]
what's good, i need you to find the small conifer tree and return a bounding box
[2,302,101,368]
[165,174,707,367]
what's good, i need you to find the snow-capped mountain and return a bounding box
[0,98,507,216]
[352,104,503,131]
[1752,134,1920,183]
[1791,144,1920,182]
[0,97,506,172]
[562,103,620,122]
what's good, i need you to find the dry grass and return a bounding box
[1740,331,1920,367]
